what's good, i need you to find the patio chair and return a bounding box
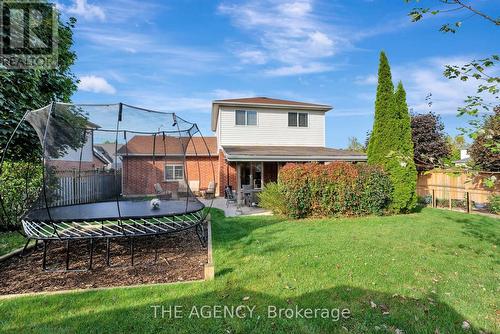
[202,181,216,199]
[189,180,200,196]
[154,183,172,200]
[225,186,237,207]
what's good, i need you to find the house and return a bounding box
[49,122,112,172]
[118,136,218,196]
[453,149,470,166]
[94,143,124,170]
[119,97,366,197]
[213,97,366,196]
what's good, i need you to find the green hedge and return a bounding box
[0,161,42,231]
[262,162,392,218]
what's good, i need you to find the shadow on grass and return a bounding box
[443,212,500,248]
[210,209,287,247]
[1,285,487,334]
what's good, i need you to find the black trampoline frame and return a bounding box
[0,102,215,271]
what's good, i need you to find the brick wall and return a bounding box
[122,155,218,196]
[218,150,237,195]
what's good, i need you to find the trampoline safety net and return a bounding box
[0,102,215,269]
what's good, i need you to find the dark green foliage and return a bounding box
[411,112,451,170]
[0,161,42,231]
[469,107,500,172]
[368,52,417,213]
[367,52,395,163]
[277,162,392,218]
[490,194,500,214]
[257,182,288,216]
[0,10,78,162]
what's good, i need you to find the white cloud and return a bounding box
[218,0,345,75]
[78,75,116,94]
[265,63,334,76]
[354,55,497,116]
[212,89,255,100]
[58,0,105,21]
[237,50,267,65]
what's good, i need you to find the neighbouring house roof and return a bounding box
[222,145,367,162]
[116,135,218,157]
[93,146,113,165]
[94,143,123,161]
[211,97,332,131]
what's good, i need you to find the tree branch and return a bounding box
[454,0,500,25]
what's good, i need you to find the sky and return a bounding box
[58,0,499,148]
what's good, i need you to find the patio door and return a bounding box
[238,162,263,190]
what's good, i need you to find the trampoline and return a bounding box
[0,102,215,271]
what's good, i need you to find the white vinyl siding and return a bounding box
[164,164,184,181]
[218,107,325,147]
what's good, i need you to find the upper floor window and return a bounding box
[165,164,184,181]
[235,110,257,126]
[288,112,308,127]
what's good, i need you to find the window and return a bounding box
[288,112,308,127]
[164,164,184,181]
[235,110,257,126]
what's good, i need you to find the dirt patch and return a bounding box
[0,225,207,296]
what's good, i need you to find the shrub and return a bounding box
[278,162,392,218]
[0,161,42,231]
[258,182,288,216]
[490,194,500,214]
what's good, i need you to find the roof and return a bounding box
[222,145,367,162]
[117,135,217,156]
[94,143,123,159]
[93,146,113,165]
[211,97,332,131]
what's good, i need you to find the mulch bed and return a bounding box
[0,225,208,296]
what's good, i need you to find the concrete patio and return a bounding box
[200,197,272,217]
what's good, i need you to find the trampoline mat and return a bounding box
[24,199,205,222]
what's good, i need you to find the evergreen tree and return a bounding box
[368,52,417,212]
[389,82,417,212]
[367,52,395,163]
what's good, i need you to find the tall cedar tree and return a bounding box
[368,52,417,212]
[469,107,500,171]
[390,82,417,211]
[0,8,78,161]
[411,113,451,171]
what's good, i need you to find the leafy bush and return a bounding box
[277,162,392,218]
[490,194,500,214]
[0,161,42,231]
[258,182,288,216]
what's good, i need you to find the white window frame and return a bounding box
[288,112,309,128]
[164,164,184,181]
[235,110,257,126]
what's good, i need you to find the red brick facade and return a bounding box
[218,150,237,195]
[122,155,219,196]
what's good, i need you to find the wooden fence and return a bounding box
[417,170,499,215]
[51,170,121,206]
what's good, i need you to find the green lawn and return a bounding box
[0,208,498,333]
[0,231,26,257]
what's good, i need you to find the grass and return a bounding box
[0,208,498,333]
[0,231,26,257]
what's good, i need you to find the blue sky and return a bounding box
[58,0,499,147]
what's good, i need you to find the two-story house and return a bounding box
[213,97,366,196]
[119,97,366,198]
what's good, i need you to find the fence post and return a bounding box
[466,192,471,214]
[432,189,435,208]
[448,189,452,210]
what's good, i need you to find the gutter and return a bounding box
[224,155,367,162]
